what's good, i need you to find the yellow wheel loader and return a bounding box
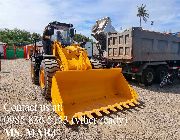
[31,21,139,124]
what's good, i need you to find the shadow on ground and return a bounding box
[129,79,180,95]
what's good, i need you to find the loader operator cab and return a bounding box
[42,21,75,54]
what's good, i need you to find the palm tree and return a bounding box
[137,4,149,27]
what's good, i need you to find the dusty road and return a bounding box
[0,59,180,140]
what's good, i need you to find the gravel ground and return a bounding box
[0,59,180,140]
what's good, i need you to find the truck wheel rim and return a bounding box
[40,69,45,88]
[147,72,153,83]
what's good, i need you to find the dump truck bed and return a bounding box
[107,27,180,62]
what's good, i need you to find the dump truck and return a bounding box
[30,21,138,124]
[92,17,180,86]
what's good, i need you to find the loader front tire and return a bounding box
[39,59,59,99]
[31,57,39,85]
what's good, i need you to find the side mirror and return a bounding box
[70,28,75,38]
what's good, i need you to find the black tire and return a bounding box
[156,66,168,83]
[31,57,39,85]
[124,74,132,81]
[39,59,59,99]
[141,68,155,86]
[178,69,180,79]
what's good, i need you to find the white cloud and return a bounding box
[0,0,179,38]
[0,0,54,35]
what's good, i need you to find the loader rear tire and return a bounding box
[31,57,39,85]
[39,59,59,99]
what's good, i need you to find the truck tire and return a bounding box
[156,66,168,83]
[39,59,59,99]
[141,68,155,86]
[178,69,180,79]
[31,57,39,85]
[124,74,132,81]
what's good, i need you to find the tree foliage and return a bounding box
[0,28,93,47]
[73,34,93,43]
[137,4,149,27]
[0,28,41,46]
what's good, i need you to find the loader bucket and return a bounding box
[51,68,138,123]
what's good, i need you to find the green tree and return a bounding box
[74,34,93,43]
[0,28,41,46]
[31,32,41,41]
[137,4,149,27]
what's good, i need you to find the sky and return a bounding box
[0,0,179,39]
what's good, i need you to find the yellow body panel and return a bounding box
[53,41,92,71]
[40,69,45,88]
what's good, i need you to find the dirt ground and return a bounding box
[0,59,180,140]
